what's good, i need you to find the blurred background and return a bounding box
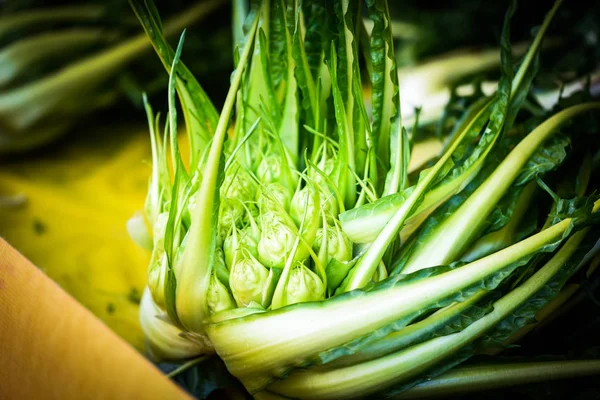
[0,0,599,398]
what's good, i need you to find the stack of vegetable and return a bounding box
[128,0,600,398]
[0,0,228,153]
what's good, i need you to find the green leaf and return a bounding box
[257,28,281,125]
[399,102,600,275]
[332,0,362,186]
[161,33,190,328]
[172,8,260,333]
[302,0,332,78]
[515,134,570,186]
[326,291,496,368]
[266,212,598,399]
[291,0,318,128]
[477,228,599,352]
[208,205,591,393]
[339,95,495,245]
[325,257,357,295]
[338,0,520,288]
[130,0,219,170]
[267,0,288,91]
[276,0,300,160]
[367,0,400,186]
[461,182,538,263]
[239,1,272,134]
[328,46,356,209]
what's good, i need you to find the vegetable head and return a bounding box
[223,227,260,269]
[290,185,319,227]
[229,251,270,308]
[207,273,236,315]
[257,212,297,268]
[257,182,294,212]
[313,223,353,264]
[222,165,258,203]
[256,153,297,189]
[131,0,600,398]
[284,262,326,306]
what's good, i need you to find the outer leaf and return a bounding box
[339,0,563,246]
[266,219,596,400]
[329,46,356,209]
[173,12,260,333]
[401,129,568,270]
[339,0,518,290]
[267,0,288,91]
[461,181,538,262]
[129,0,219,168]
[382,227,597,398]
[339,95,495,245]
[506,0,562,130]
[477,228,599,351]
[276,0,300,159]
[400,103,600,275]
[302,0,331,80]
[515,134,570,186]
[326,291,494,368]
[242,1,273,134]
[207,209,591,393]
[291,0,318,128]
[383,118,409,196]
[367,0,400,185]
[162,34,190,327]
[333,0,361,183]
[258,28,281,125]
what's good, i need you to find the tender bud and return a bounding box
[207,274,236,315]
[222,166,257,202]
[285,263,326,306]
[258,182,293,212]
[218,200,245,239]
[127,212,153,250]
[310,157,335,189]
[230,252,270,307]
[290,186,316,227]
[224,227,260,269]
[147,252,167,308]
[257,154,285,185]
[258,212,297,268]
[313,224,353,264]
[291,184,337,227]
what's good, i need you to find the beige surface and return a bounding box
[0,238,192,400]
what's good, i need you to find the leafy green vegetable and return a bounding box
[0,0,226,153]
[130,0,600,398]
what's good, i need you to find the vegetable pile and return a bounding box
[0,0,228,153]
[129,0,600,398]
